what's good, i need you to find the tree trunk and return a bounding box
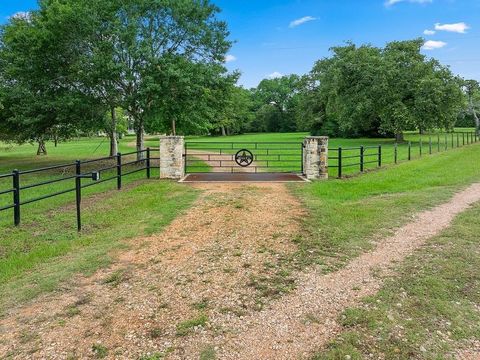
[37,139,47,155]
[54,135,58,147]
[136,122,145,161]
[172,118,176,136]
[472,105,479,135]
[221,125,226,136]
[395,132,404,142]
[468,96,480,135]
[109,107,118,156]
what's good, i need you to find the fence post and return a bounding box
[117,153,122,190]
[457,133,459,148]
[419,138,423,157]
[12,170,20,226]
[338,147,342,179]
[438,134,440,152]
[429,136,432,155]
[360,146,364,172]
[378,145,382,167]
[75,160,82,232]
[394,143,398,164]
[451,133,454,148]
[146,147,151,179]
[445,134,448,150]
[463,132,465,146]
[408,141,411,160]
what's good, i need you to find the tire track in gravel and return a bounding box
[181,183,480,360]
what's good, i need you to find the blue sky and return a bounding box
[2,0,479,88]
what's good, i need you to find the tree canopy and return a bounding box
[300,39,464,139]
[0,0,234,156]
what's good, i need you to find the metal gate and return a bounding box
[184,142,303,174]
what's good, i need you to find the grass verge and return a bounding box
[313,203,480,359]
[0,180,197,314]
[292,143,480,273]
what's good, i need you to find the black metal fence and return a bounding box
[330,131,479,178]
[0,148,160,231]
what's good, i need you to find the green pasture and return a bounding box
[1,130,479,316]
[146,129,478,175]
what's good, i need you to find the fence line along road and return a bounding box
[329,131,479,179]
[0,148,160,231]
[0,131,478,229]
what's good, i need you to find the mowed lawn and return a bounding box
[1,132,479,319]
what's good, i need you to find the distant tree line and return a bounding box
[0,1,478,158]
[219,39,479,140]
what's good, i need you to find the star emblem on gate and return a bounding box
[235,149,254,167]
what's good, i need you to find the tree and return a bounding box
[77,0,231,158]
[0,0,232,156]
[306,43,383,137]
[104,108,128,156]
[378,39,463,141]
[251,75,301,132]
[210,84,254,136]
[463,80,480,134]
[145,56,236,136]
[301,39,464,139]
[0,7,104,154]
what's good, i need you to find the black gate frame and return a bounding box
[184,142,304,174]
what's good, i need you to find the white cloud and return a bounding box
[289,16,317,28]
[423,29,436,35]
[434,22,470,34]
[225,54,237,63]
[267,72,283,79]
[422,40,447,50]
[385,0,432,7]
[10,11,30,20]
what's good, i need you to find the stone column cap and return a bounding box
[304,136,329,139]
[159,135,185,139]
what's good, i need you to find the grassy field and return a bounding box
[243,143,480,302]
[148,129,478,175]
[1,132,479,321]
[0,136,199,313]
[313,203,480,359]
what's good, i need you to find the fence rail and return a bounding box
[0,148,160,230]
[330,131,479,178]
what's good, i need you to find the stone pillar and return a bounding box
[160,136,185,179]
[303,136,328,180]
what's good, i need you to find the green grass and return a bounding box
[176,314,209,336]
[313,203,480,359]
[0,136,138,173]
[145,129,478,175]
[292,143,480,272]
